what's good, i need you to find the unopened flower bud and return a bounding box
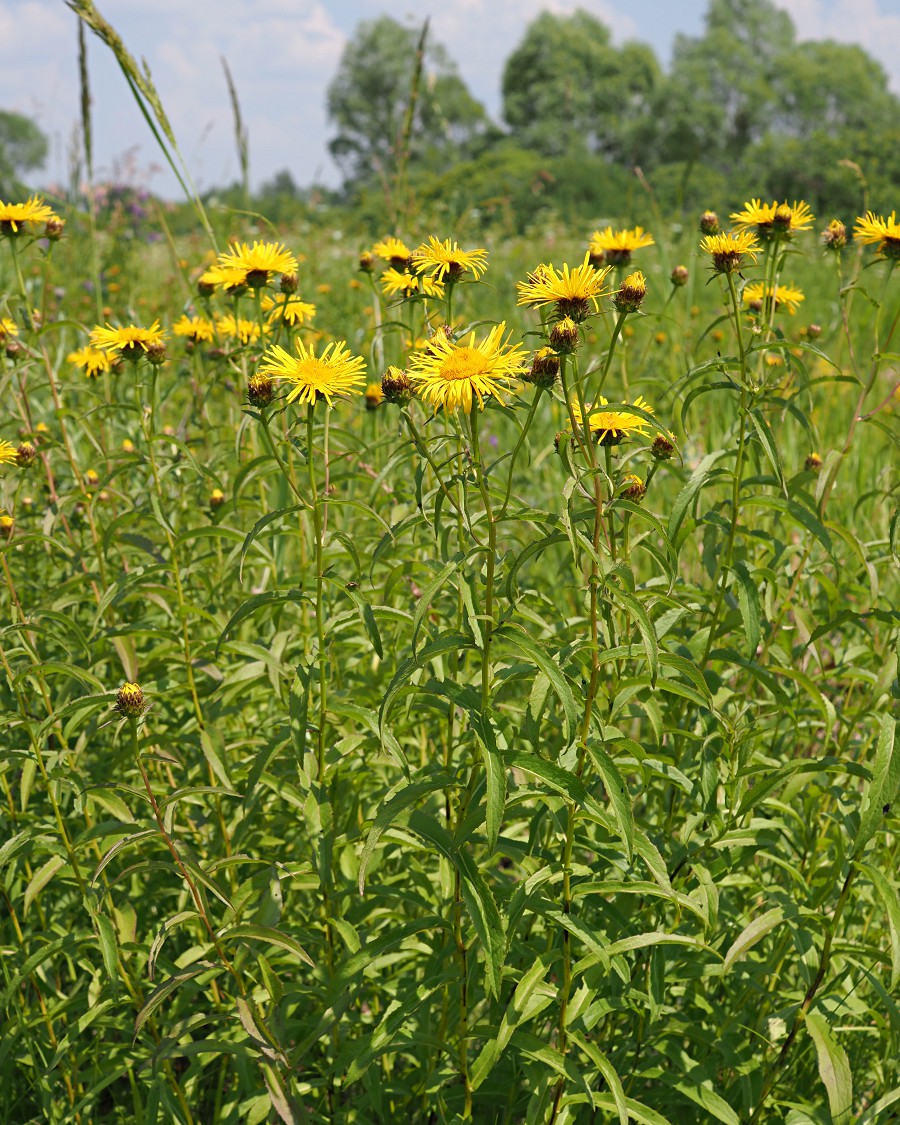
[45,217,65,241]
[145,341,167,366]
[651,432,676,460]
[773,204,793,232]
[5,340,23,360]
[806,323,821,340]
[522,348,558,392]
[248,371,274,407]
[615,271,647,314]
[280,271,298,295]
[358,250,375,273]
[805,451,822,473]
[15,441,36,468]
[0,512,13,538]
[121,438,136,454]
[381,366,413,406]
[699,210,719,235]
[620,473,646,502]
[821,219,847,251]
[209,488,226,510]
[550,317,579,353]
[116,681,145,716]
[670,264,689,287]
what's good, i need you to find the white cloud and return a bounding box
[776,0,900,90]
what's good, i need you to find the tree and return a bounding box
[0,110,48,191]
[655,0,794,167]
[501,10,660,164]
[326,17,491,189]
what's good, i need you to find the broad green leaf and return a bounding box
[722,907,785,973]
[805,1010,853,1125]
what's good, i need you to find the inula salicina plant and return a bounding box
[1,94,900,1125]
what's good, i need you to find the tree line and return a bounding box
[321,0,900,226]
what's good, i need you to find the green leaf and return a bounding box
[134,964,220,1038]
[470,957,555,1089]
[853,714,899,857]
[859,862,900,991]
[495,625,577,742]
[218,923,315,968]
[805,1010,853,1125]
[216,590,309,655]
[731,560,761,656]
[585,739,634,861]
[722,907,785,974]
[407,810,505,997]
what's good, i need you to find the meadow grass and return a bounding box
[0,185,898,1125]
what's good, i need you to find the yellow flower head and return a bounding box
[261,294,317,327]
[854,211,900,260]
[700,231,761,274]
[373,237,412,266]
[570,396,654,446]
[365,382,384,410]
[588,225,654,266]
[68,346,113,377]
[742,282,805,316]
[412,236,488,283]
[173,315,215,343]
[380,267,445,300]
[517,253,612,321]
[730,199,814,241]
[259,339,366,407]
[90,321,166,357]
[216,314,262,346]
[0,317,19,342]
[0,195,59,235]
[0,440,18,466]
[214,240,298,288]
[408,322,528,413]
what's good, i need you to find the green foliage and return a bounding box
[0,109,48,191]
[501,11,660,163]
[326,16,493,190]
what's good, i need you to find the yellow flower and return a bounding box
[517,253,611,321]
[173,315,215,342]
[0,195,59,235]
[380,268,445,300]
[412,236,488,283]
[0,440,18,466]
[261,294,317,327]
[90,321,166,357]
[365,382,384,410]
[216,314,261,346]
[259,339,366,407]
[198,265,246,293]
[408,322,528,413]
[0,317,18,341]
[700,231,761,274]
[373,237,412,265]
[68,346,112,377]
[570,396,654,445]
[853,211,900,259]
[588,225,654,266]
[214,241,297,288]
[730,199,814,240]
[742,282,805,315]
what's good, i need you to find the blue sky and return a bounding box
[3,0,900,198]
